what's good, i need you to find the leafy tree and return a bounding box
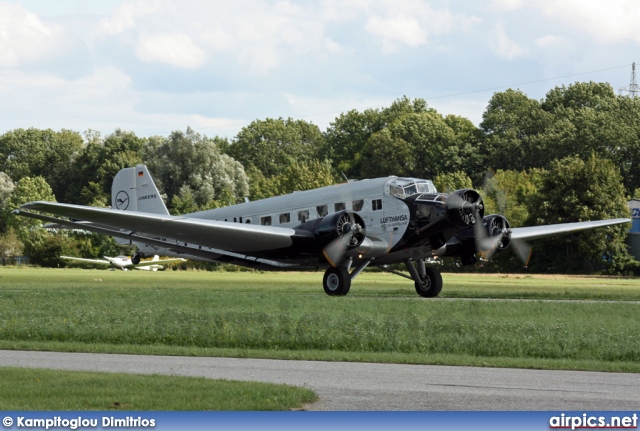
[0,128,84,202]
[66,129,145,205]
[5,176,56,236]
[601,95,640,194]
[4,176,62,264]
[443,115,486,184]
[246,160,335,201]
[145,128,249,212]
[246,166,280,201]
[70,232,124,259]
[0,229,23,264]
[322,97,429,178]
[273,160,335,195]
[24,232,78,267]
[324,100,484,182]
[541,81,616,111]
[494,81,640,196]
[322,108,382,178]
[433,171,473,193]
[228,118,324,178]
[527,154,632,274]
[360,129,414,178]
[481,89,553,171]
[536,83,621,168]
[0,172,15,232]
[388,111,457,179]
[170,186,201,215]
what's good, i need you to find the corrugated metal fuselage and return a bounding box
[135,176,437,268]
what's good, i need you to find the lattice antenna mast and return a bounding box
[619,62,639,98]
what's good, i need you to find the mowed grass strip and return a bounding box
[0,367,316,410]
[1,268,639,372]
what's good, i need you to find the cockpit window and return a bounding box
[416,182,436,193]
[404,184,417,196]
[390,185,404,199]
[387,178,437,198]
[387,178,437,199]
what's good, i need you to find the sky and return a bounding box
[1,0,639,141]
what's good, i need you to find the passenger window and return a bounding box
[334,202,346,212]
[261,216,272,226]
[317,205,328,217]
[279,213,291,224]
[245,218,251,224]
[352,200,364,211]
[372,199,383,211]
[298,210,309,223]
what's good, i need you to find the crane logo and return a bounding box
[115,191,130,210]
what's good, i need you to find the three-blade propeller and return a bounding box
[322,212,365,267]
[448,186,534,266]
[471,206,533,265]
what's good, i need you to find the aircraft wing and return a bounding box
[135,258,186,267]
[16,201,309,254]
[61,256,110,265]
[509,218,630,241]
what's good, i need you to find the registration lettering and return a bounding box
[138,194,157,201]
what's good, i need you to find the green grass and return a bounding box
[1,267,640,372]
[0,367,316,410]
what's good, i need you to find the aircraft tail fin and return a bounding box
[111,164,169,215]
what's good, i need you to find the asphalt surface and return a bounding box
[1,350,639,410]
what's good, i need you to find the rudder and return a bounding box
[111,164,169,215]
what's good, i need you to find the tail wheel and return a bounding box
[414,266,443,298]
[323,267,351,296]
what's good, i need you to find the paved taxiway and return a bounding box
[1,350,638,410]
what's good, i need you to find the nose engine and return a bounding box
[414,189,514,265]
[445,189,485,229]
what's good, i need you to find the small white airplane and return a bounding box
[61,254,186,271]
[14,164,629,297]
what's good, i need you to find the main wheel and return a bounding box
[323,267,351,296]
[414,266,443,298]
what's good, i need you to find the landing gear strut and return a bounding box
[375,259,443,298]
[323,258,443,298]
[406,259,443,298]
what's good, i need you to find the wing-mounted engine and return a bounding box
[311,210,366,248]
[439,213,512,265]
[294,210,367,265]
[481,215,511,251]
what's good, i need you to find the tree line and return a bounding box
[0,81,638,274]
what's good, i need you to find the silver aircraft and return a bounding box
[61,254,186,271]
[14,165,629,297]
